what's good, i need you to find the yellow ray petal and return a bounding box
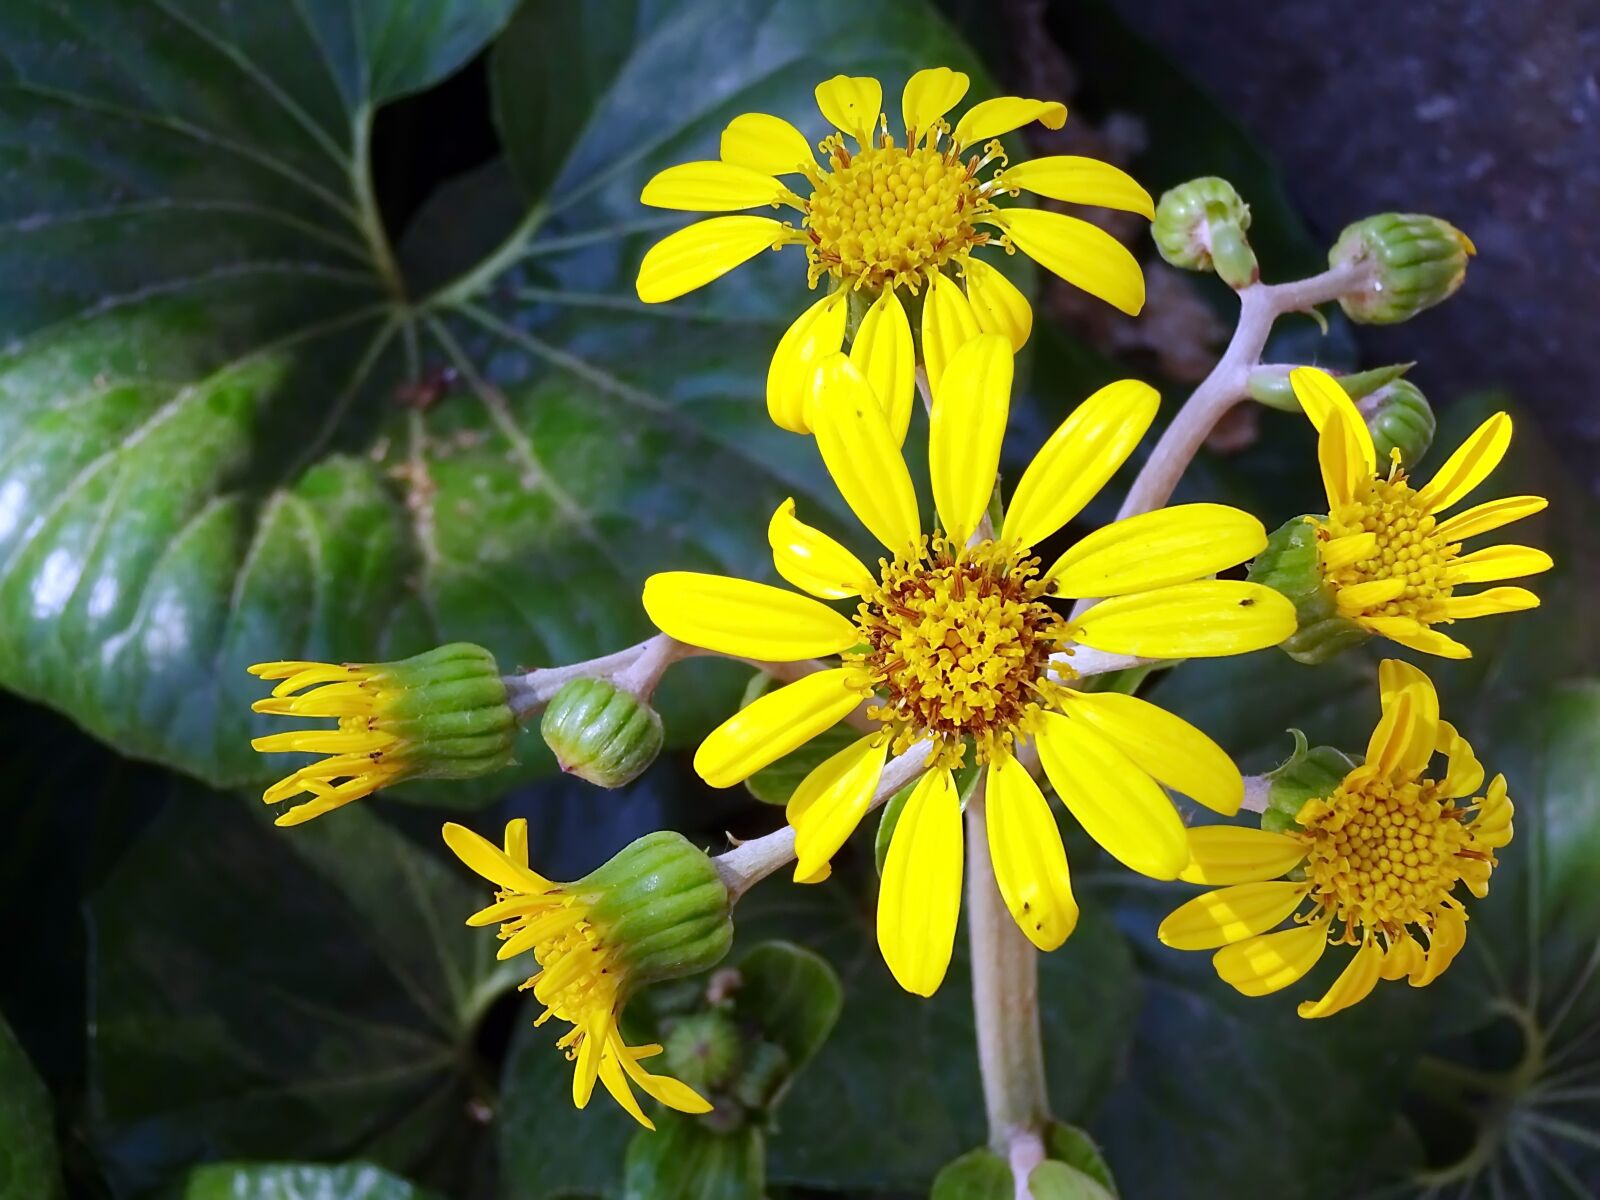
[929,333,1012,545]
[1434,495,1547,542]
[503,816,529,866]
[1034,713,1187,880]
[811,353,922,555]
[1440,586,1540,619]
[1001,155,1154,218]
[877,767,963,997]
[999,379,1159,549]
[1418,412,1513,514]
[920,271,981,394]
[1377,657,1433,709]
[1335,577,1407,614]
[952,96,1067,149]
[1290,367,1376,476]
[901,66,970,138]
[1366,681,1436,782]
[989,208,1144,316]
[768,498,875,599]
[642,571,858,660]
[720,112,815,176]
[572,1017,604,1108]
[1321,531,1378,571]
[1447,544,1553,585]
[616,1036,714,1114]
[1058,690,1243,815]
[1298,936,1384,1018]
[1213,920,1329,997]
[1178,826,1309,885]
[596,1048,652,1129]
[767,291,848,433]
[1436,719,1485,799]
[961,256,1033,351]
[441,822,555,895]
[850,287,915,445]
[816,74,882,144]
[986,753,1079,952]
[1158,881,1311,951]
[1046,503,1267,598]
[640,160,784,212]
[693,668,860,788]
[1381,934,1425,981]
[1070,581,1297,659]
[1361,615,1472,659]
[789,734,888,883]
[636,215,783,303]
[1312,390,1372,511]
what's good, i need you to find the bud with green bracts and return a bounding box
[1359,378,1436,469]
[579,831,734,984]
[1260,729,1359,835]
[1247,518,1372,664]
[1247,362,1413,413]
[541,676,663,787]
[1151,176,1258,288]
[368,644,519,774]
[662,1010,744,1095]
[1329,213,1475,324]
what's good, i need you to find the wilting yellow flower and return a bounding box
[636,67,1152,433]
[643,333,1297,996]
[248,644,516,826]
[1293,367,1550,658]
[444,820,731,1129]
[1159,660,1512,1018]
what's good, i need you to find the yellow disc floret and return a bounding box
[1314,464,1459,625]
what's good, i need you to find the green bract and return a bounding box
[1246,518,1372,664]
[375,643,518,778]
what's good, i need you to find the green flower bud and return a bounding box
[1359,378,1436,469]
[662,1011,743,1094]
[1152,176,1258,288]
[1329,213,1475,324]
[1247,518,1371,664]
[730,1039,791,1112]
[1261,729,1359,834]
[541,676,663,788]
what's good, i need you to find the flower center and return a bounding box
[1298,773,1478,941]
[1316,472,1458,623]
[849,536,1071,766]
[801,130,1000,292]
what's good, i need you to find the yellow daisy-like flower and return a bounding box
[636,67,1152,434]
[643,333,1298,996]
[1293,366,1551,658]
[1159,660,1512,1018]
[442,819,717,1129]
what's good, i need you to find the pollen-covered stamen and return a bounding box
[849,535,1073,766]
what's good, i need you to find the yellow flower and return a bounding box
[643,333,1298,996]
[1159,660,1513,1018]
[635,67,1152,433]
[443,820,724,1129]
[248,644,516,826]
[1293,367,1551,658]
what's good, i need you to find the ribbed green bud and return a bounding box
[662,1011,743,1094]
[373,643,517,777]
[579,831,733,985]
[1329,213,1475,324]
[1151,176,1258,288]
[1359,378,1436,469]
[1261,729,1358,834]
[540,676,663,788]
[1247,518,1371,664]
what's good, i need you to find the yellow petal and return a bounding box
[1366,679,1436,782]
[767,291,849,433]
[642,571,858,660]
[572,1015,604,1108]
[877,768,963,997]
[1158,881,1311,951]
[636,215,782,303]
[961,256,1033,351]
[1001,155,1154,218]
[789,734,887,883]
[952,96,1067,149]
[503,816,529,866]
[1447,544,1553,585]
[816,74,882,144]
[1418,412,1513,514]
[1362,615,1472,659]
[1335,577,1407,613]
[1381,934,1425,981]
[693,668,859,788]
[1436,719,1485,799]
[929,333,1012,545]
[986,754,1079,952]
[1297,936,1384,1018]
[768,498,875,599]
[720,112,815,176]
[989,208,1144,316]
[1046,503,1267,597]
[901,66,970,138]
[920,271,981,394]
[1313,391,1372,511]
[1000,379,1159,549]
[1058,690,1243,815]
[640,160,784,212]
[617,1039,714,1114]
[850,287,915,445]
[1213,920,1329,997]
[441,822,555,895]
[1178,826,1309,885]
[1034,713,1187,880]
[1377,657,1433,709]
[1435,495,1547,542]
[1321,531,1378,571]
[1290,367,1376,476]
[811,353,922,555]
[1070,581,1297,658]
[1440,586,1540,619]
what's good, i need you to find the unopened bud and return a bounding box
[541,676,663,788]
[662,1010,743,1094]
[1247,518,1371,664]
[580,831,734,984]
[1152,177,1258,288]
[1359,378,1436,470]
[1329,213,1474,324]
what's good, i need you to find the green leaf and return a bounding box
[177,1162,437,1200]
[0,1013,61,1200]
[1042,1123,1117,1195]
[733,942,842,1077]
[622,1114,764,1200]
[86,792,515,1196]
[1028,1161,1114,1200]
[931,1147,1011,1200]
